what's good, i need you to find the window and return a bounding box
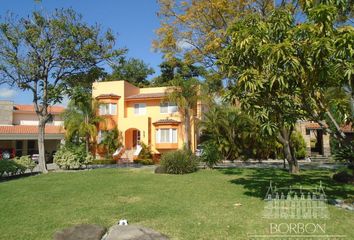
[160,102,178,114]
[134,103,146,115]
[99,103,117,115]
[156,128,177,143]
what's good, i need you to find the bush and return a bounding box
[154,165,166,174]
[200,141,221,168]
[14,156,36,173]
[333,142,354,166]
[291,131,307,159]
[138,142,153,159]
[133,158,154,165]
[90,159,117,165]
[54,144,93,169]
[0,160,22,176]
[160,149,199,174]
[333,171,354,183]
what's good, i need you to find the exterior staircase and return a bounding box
[122,149,135,161]
[310,155,331,162]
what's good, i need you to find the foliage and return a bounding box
[0,160,20,176]
[154,165,166,174]
[90,159,117,165]
[14,156,36,173]
[333,170,354,183]
[166,66,201,149]
[200,141,221,168]
[151,58,205,86]
[200,105,280,160]
[160,149,199,174]
[133,159,154,165]
[291,131,307,159]
[99,128,123,159]
[63,87,103,153]
[53,144,93,169]
[154,0,275,66]
[0,8,125,172]
[107,57,155,87]
[0,156,37,177]
[138,142,153,160]
[333,141,354,168]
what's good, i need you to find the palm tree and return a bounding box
[166,76,200,150]
[62,88,102,154]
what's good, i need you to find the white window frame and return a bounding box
[160,102,178,114]
[156,128,177,143]
[99,103,117,115]
[134,103,146,115]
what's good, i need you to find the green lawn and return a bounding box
[0,168,353,240]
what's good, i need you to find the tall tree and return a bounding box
[0,9,125,173]
[107,58,154,87]
[152,58,205,86]
[62,87,102,154]
[220,3,353,173]
[166,68,201,150]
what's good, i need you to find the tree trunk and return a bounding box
[85,134,90,154]
[278,127,299,174]
[184,108,191,150]
[38,119,48,174]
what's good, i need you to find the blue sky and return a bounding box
[0,0,163,104]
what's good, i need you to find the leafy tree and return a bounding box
[151,58,205,86]
[220,9,304,173]
[200,105,281,161]
[62,87,102,154]
[107,58,154,87]
[166,72,200,150]
[100,129,123,159]
[0,9,125,173]
[219,3,353,173]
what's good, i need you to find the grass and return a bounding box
[0,168,353,240]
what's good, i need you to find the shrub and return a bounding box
[133,158,154,165]
[14,156,36,173]
[154,165,166,174]
[333,171,354,183]
[200,141,221,168]
[291,131,307,159]
[333,141,354,167]
[54,144,93,169]
[160,149,199,174]
[0,160,21,176]
[138,142,153,160]
[90,159,117,165]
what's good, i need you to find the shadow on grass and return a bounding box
[219,168,354,200]
[0,172,40,183]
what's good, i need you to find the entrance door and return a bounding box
[132,130,141,149]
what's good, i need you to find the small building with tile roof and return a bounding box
[0,100,65,160]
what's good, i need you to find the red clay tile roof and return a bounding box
[0,125,65,135]
[96,94,121,99]
[305,123,324,129]
[153,119,181,125]
[305,122,353,132]
[125,92,166,100]
[14,105,65,114]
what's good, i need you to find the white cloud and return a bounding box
[176,39,193,50]
[0,88,17,99]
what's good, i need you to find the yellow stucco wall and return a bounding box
[92,81,198,155]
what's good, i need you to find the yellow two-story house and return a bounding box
[92,80,202,161]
